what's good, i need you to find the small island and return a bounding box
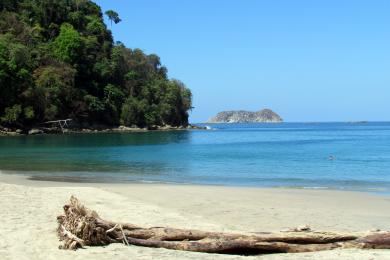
[208,108,283,123]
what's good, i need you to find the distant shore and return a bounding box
[1,173,390,259]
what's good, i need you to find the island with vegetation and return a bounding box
[0,0,194,135]
[208,108,283,123]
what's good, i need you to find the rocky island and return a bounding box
[208,109,283,123]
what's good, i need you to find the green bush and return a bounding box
[1,104,22,124]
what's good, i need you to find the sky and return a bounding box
[95,0,390,122]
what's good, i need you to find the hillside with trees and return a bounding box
[0,0,192,130]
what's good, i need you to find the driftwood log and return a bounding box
[57,196,390,255]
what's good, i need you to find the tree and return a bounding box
[121,97,145,126]
[30,64,76,121]
[53,23,83,64]
[0,34,32,117]
[0,0,192,129]
[1,104,22,125]
[104,10,121,27]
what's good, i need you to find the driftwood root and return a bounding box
[57,196,390,255]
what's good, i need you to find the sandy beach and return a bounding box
[1,174,390,259]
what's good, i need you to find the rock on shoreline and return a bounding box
[0,124,206,136]
[208,108,283,123]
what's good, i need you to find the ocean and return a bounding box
[1,122,390,192]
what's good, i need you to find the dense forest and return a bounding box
[0,0,192,129]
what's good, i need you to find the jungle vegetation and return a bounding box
[0,0,192,128]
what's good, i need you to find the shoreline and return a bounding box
[1,170,389,196]
[1,175,390,259]
[0,124,207,136]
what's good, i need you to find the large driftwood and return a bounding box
[44,119,72,133]
[57,196,390,255]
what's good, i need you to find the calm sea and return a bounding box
[1,122,390,192]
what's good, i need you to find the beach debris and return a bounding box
[281,225,311,232]
[44,119,72,134]
[57,196,390,254]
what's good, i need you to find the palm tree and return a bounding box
[105,10,121,27]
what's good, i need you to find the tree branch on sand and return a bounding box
[57,196,390,255]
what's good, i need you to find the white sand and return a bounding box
[1,175,390,259]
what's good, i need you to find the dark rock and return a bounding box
[188,125,207,130]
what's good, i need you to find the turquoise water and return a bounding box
[1,122,390,192]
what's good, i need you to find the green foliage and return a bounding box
[104,84,124,105]
[24,106,34,119]
[0,34,32,116]
[120,97,144,126]
[84,95,104,112]
[86,16,105,35]
[0,0,192,128]
[30,64,76,121]
[105,10,121,26]
[53,23,83,63]
[1,104,22,124]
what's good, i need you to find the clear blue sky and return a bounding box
[95,0,389,122]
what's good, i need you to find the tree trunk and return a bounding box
[57,196,390,255]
